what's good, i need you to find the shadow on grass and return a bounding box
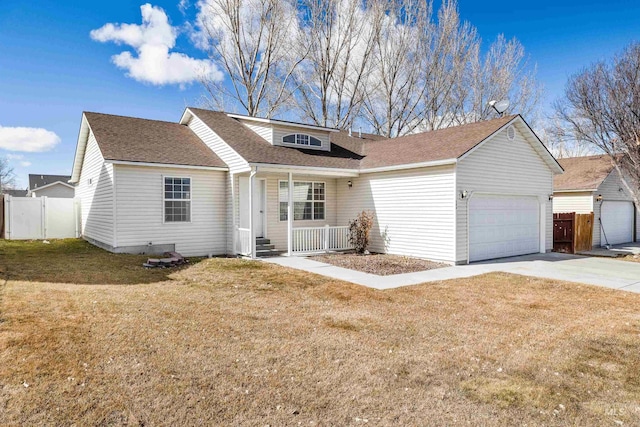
[0,239,204,285]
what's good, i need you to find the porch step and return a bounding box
[256,249,285,258]
[256,243,275,251]
[254,237,283,257]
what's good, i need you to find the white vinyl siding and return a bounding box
[240,120,273,144]
[456,125,554,263]
[553,192,594,214]
[186,112,248,173]
[76,130,114,246]
[31,183,75,198]
[593,170,637,247]
[336,166,456,263]
[272,125,331,151]
[114,165,227,256]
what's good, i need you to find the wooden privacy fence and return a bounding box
[553,212,594,254]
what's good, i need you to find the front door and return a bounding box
[239,177,266,238]
[254,180,265,238]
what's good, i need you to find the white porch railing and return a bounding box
[236,227,251,255]
[292,225,352,254]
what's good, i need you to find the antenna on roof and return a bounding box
[489,100,510,117]
[348,127,352,137]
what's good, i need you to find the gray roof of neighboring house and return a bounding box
[83,112,227,168]
[554,155,613,191]
[3,189,28,197]
[29,174,72,190]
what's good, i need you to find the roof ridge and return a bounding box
[84,111,183,126]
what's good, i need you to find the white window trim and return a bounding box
[162,175,193,224]
[281,133,322,148]
[278,180,326,222]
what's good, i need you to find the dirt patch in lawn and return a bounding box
[2,240,640,425]
[312,252,448,275]
[619,254,640,263]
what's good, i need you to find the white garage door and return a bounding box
[469,195,540,262]
[600,201,634,246]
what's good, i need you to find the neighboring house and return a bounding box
[553,155,639,247]
[2,189,28,197]
[28,174,74,198]
[70,109,563,263]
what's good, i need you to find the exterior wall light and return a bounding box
[548,194,554,201]
[460,190,468,199]
[596,194,603,202]
[347,180,353,188]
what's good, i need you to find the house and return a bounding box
[553,155,639,247]
[70,108,563,264]
[2,188,28,197]
[28,174,74,198]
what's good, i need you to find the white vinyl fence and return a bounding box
[3,195,80,240]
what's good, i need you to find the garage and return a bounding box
[600,201,634,246]
[469,195,540,262]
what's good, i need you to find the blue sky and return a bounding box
[1,0,639,188]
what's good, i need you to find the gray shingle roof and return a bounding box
[84,112,227,168]
[554,155,614,191]
[29,174,72,190]
[189,108,518,170]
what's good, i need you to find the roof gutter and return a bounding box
[359,158,457,174]
[105,160,228,171]
[553,188,598,193]
[248,163,359,177]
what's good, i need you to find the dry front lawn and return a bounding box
[312,252,448,275]
[1,240,640,425]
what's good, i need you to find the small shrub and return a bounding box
[348,210,374,254]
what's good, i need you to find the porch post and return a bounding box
[249,168,257,258]
[287,172,293,256]
[230,173,236,255]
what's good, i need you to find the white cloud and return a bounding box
[20,161,32,167]
[0,126,60,152]
[90,3,222,86]
[5,153,24,160]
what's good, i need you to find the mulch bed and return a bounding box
[311,252,448,275]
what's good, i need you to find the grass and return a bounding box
[0,238,200,284]
[312,252,448,275]
[1,239,640,425]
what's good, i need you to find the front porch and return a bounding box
[232,167,356,258]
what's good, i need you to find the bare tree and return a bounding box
[360,0,432,137]
[418,0,478,131]
[0,157,16,191]
[467,34,542,122]
[291,0,379,129]
[554,42,640,205]
[197,0,303,117]
[537,118,595,159]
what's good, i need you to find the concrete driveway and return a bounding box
[265,252,640,292]
[475,252,640,293]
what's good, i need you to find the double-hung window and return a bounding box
[279,181,325,221]
[164,177,191,222]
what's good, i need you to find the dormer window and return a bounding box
[282,133,322,147]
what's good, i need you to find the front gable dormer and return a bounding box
[228,114,336,152]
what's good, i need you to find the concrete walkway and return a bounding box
[263,252,640,293]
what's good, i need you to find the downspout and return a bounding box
[287,172,293,256]
[249,167,257,258]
